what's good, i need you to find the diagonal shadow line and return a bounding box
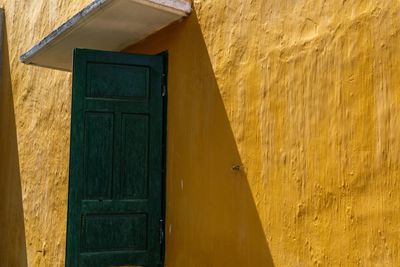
[125,10,275,267]
[0,9,28,267]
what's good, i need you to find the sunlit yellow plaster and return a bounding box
[127,1,400,266]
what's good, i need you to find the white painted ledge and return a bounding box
[20,0,191,71]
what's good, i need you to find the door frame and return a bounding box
[160,51,168,265]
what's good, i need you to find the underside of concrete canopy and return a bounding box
[20,0,191,71]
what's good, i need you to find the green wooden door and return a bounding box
[66,49,166,267]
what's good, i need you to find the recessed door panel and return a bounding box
[121,114,149,199]
[82,213,148,252]
[84,112,114,199]
[87,62,149,99]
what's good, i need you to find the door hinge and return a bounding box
[160,219,165,244]
[162,73,167,97]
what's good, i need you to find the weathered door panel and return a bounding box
[66,49,165,267]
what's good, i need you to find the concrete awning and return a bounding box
[20,0,191,71]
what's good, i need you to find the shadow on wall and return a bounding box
[125,11,275,267]
[0,10,28,267]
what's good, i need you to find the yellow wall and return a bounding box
[0,1,93,266]
[0,14,27,266]
[1,0,400,266]
[126,13,275,267]
[128,1,400,266]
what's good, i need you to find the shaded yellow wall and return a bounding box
[0,15,27,267]
[1,0,400,266]
[126,12,275,267]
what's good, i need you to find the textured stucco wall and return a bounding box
[126,13,275,267]
[0,12,27,266]
[1,0,400,266]
[0,1,92,266]
[127,0,400,266]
